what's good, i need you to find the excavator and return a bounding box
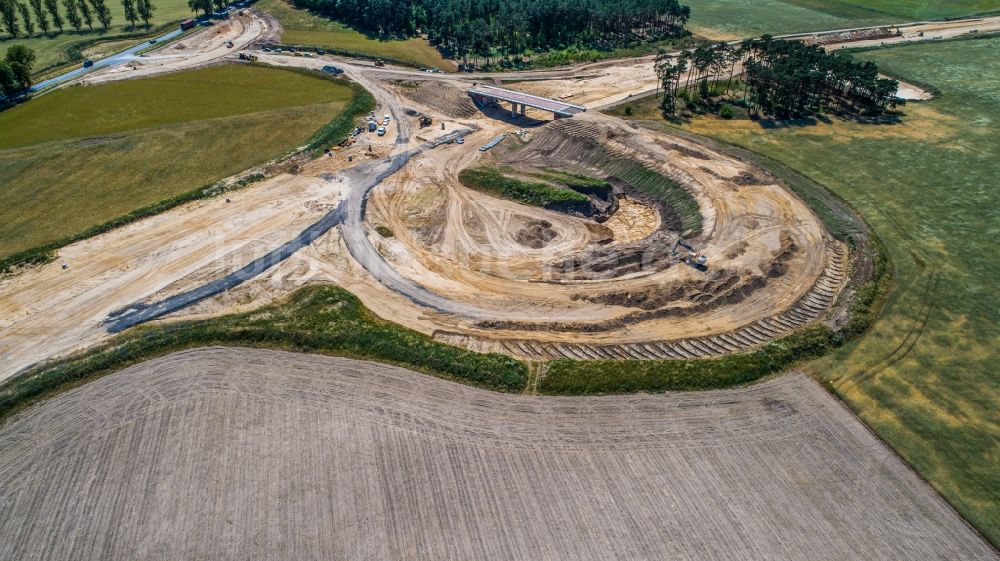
[672,239,708,268]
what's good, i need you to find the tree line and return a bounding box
[186,0,227,18]
[289,0,690,66]
[655,35,902,118]
[0,0,155,37]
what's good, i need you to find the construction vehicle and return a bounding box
[418,114,432,128]
[180,18,196,30]
[671,239,708,268]
[374,58,385,67]
[237,52,258,61]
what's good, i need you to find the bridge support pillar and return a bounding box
[520,104,526,116]
[511,103,518,118]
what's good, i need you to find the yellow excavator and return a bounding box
[672,239,708,268]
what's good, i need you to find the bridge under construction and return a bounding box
[467,85,587,118]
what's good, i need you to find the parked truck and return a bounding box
[180,19,196,30]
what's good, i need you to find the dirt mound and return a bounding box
[550,230,676,280]
[516,219,558,248]
[699,166,771,186]
[485,230,804,330]
[400,81,478,118]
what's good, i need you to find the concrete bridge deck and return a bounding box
[468,85,586,118]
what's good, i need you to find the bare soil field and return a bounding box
[0,348,994,561]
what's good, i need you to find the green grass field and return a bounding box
[0,64,354,258]
[0,0,192,73]
[257,0,456,70]
[685,0,1000,39]
[622,35,1000,546]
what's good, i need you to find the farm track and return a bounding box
[0,348,996,561]
[836,270,941,387]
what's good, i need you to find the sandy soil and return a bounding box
[80,11,269,85]
[603,196,660,243]
[329,101,832,347]
[0,57,843,378]
[894,78,934,100]
[0,172,348,378]
[1,348,995,561]
[11,14,981,376]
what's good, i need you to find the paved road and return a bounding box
[103,127,470,332]
[99,14,1000,332]
[30,27,185,92]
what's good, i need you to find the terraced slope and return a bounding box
[0,348,994,561]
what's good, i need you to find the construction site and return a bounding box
[0,7,998,561]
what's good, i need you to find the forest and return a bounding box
[655,36,902,118]
[287,0,691,63]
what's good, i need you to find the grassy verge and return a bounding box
[458,166,590,206]
[0,286,528,421]
[0,64,372,272]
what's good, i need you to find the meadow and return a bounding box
[0,64,355,258]
[616,34,1000,546]
[257,0,456,70]
[0,0,191,74]
[685,0,1000,39]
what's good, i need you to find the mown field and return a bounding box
[257,0,456,70]
[685,0,1000,39]
[0,64,354,258]
[0,0,191,73]
[618,35,1000,546]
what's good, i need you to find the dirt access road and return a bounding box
[3,15,987,378]
[0,52,837,376]
[1,348,995,561]
[79,9,270,86]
